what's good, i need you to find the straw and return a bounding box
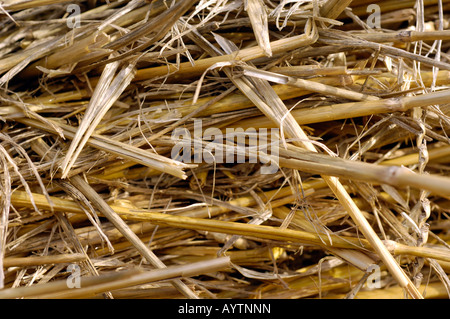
[1,0,450,300]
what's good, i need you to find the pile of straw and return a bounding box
[0,0,450,299]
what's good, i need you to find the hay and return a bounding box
[0,0,450,299]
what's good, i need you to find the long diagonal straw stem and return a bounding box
[33,138,199,299]
[215,15,422,298]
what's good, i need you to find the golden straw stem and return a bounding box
[3,253,86,268]
[39,257,231,299]
[133,30,318,81]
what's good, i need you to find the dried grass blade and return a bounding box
[60,61,136,179]
[246,0,271,57]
